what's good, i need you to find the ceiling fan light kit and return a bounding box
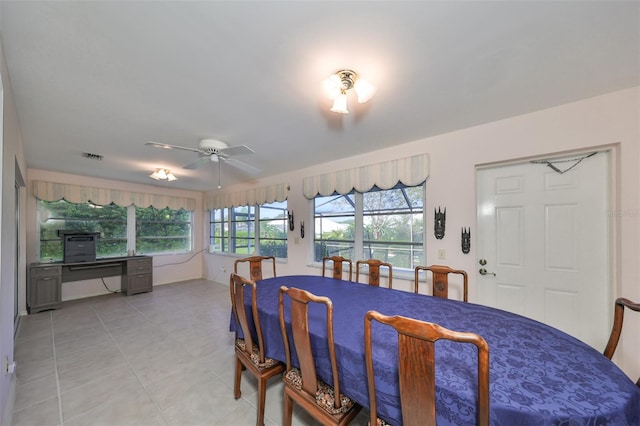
[323,69,376,114]
[149,168,177,181]
[145,138,261,189]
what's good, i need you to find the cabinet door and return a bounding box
[30,275,61,312]
[126,274,152,295]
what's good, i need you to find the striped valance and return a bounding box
[33,181,197,211]
[303,154,430,199]
[205,183,289,210]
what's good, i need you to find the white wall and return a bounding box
[25,169,205,302]
[204,87,640,381]
[0,33,27,426]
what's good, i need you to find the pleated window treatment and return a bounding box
[204,183,289,210]
[32,181,197,211]
[302,154,430,199]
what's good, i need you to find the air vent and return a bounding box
[82,152,103,161]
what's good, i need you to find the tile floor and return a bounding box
[11,278,370,426]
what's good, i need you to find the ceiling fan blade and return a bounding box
[183,156,211,169]
[223,157,261,175]
[146,141,201,153]
[219,145,254,157]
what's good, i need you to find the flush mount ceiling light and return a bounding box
[323,69,376,114]
[149,168,177,181]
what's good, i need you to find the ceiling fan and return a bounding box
[145,138,261,175]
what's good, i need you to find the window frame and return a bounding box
[134,205,193,256]
[37,199,193,262]
[313,184,426,271]
[208,199,288,259]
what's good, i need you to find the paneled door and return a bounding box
[476,150,610,350]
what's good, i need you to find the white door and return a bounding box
[476,151,610,350]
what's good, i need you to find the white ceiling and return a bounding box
[1,1,638,192]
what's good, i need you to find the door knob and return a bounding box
[479,268,496,276]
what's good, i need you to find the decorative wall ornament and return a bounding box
[461,227,471,254]
[288,210,295,231]
[434,207,446,239]
[530,151,597,174]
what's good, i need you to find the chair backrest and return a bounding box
[278,285,345,411]
[356,259,393,288]
[604,297,640,360]
[414,265,468,302]
[322,256,353,281]
[230,273,267,363]
[234,255,277,282]
[364,310,490,426]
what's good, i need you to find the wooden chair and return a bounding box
[234,255,276,281]
[230,273,285,425]
[355,259,393,288]
[414,265,468,302]
[322,256,353,281]
[278,286,362,426]
[603,297,640,387]
[364,310,490,426]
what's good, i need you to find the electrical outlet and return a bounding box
[220,266,227,273]
[438,249,446,260]
[4,356,15,375]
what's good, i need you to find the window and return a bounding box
[314,194,355,260]
[258,201,288,258]
[231,205,256,254]
[38,200,127,261]
[314,184,424,269]
[210,208,229,253]
[135,206,192,255]
[37,199,192,261]
[362,186,424,268]
[209,200,288,258]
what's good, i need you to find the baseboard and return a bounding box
[1,372,17,426]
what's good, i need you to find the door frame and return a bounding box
[474,144,619,326]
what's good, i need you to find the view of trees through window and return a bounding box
[38,200,192,261]
[314,193,355,260]
[314,185,424,269]
[39,200,127,260]
[209,200,287,258]
[135,206,192,254]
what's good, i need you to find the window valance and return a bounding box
[205,183,289,210]
[33,181,197,211]
[302,154,430,199]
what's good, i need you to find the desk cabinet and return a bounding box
[122,257,153,295]
[28,256,153,314]
[28,265,62,314]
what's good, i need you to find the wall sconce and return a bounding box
[149,168,177,181]
[323,69,376,114]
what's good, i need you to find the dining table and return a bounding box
[237,275,640,425]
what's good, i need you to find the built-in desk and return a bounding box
[28,255,153,314]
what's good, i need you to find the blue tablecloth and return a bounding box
[239,275,640,425]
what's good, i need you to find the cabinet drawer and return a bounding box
[126,258,152,274]
[30,265,62,279]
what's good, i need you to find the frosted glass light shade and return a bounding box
[323,74,342,99]
[354,78,376,103]
[330,93,349,114]
[149,168,177,181]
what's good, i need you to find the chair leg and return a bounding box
[234,357,243,399]
[283,391,293,426]
[256,377,267,426]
